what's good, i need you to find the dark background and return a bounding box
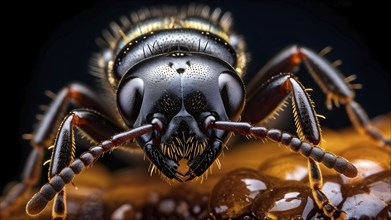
[1,0,390,194]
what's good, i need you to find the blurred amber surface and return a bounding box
[208,168,275,219]
[3,114,390,219]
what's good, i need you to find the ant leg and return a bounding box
[246,45,390,146]
[243,73,321,144]
[345,101,391,146]
[243,70,347,218]
[46,109,123,219]
[244,71,347,218]
[299,47,390,146]
[0,82,118,218]
[0,147,44,218]
[308,158,345,219]
[26,124,153,216]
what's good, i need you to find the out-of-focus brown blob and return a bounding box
[259,153,309,181]
[208,168,275,219]
[251,181,318,219]
[340,170,391,219]
[339,144,391,184]
[109,186,210,220]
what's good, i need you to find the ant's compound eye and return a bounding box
[117,77,144,126]
[218,72,245,121]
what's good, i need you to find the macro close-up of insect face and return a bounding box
[1,1,390,220]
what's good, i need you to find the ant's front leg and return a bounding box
[0,82,123,219]
[47,109,123,219]
[26,124,154,218]
[243,73,321,144]
[243,73,346,219]
[246,45,390,146]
